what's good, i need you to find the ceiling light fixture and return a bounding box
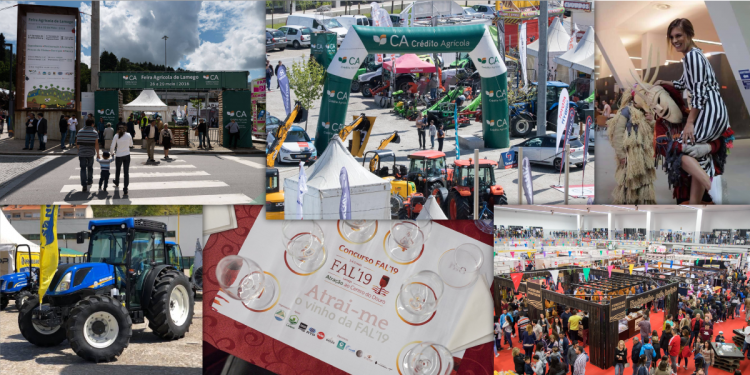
[630,57,642,60]
[694,39,722,46]
[655,4,671,10]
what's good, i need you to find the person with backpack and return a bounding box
[635,355,649,375]
[639,337,658,370]
[631,337,643,375]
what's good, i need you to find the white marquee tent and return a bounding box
[284,136,391,219]
[554,25,595,74]
[0,213,40,275]
[416,195,448,220]
[123,89,168,113]
[526,17,571,82]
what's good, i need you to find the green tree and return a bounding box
[91,205,203,218]
[287,57,326,129]
[189,98,204,117]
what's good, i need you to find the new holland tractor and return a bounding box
[18,218,194,363]
[0,244,37,311]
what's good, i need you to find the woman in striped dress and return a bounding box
[656,18,729,204]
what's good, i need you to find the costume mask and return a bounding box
[630,46,683,124]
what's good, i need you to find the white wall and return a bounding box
[494,210,578,230]
[582,215,608,230]
[701,209,750,231]
[612,213,648,230]
[651,212,696,232]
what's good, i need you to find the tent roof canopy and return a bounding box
[554,25,595,74]
[383,54,437,74]
[123,89,168,111]
[527,17,570,57]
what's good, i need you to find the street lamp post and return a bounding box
[162,35,169,71]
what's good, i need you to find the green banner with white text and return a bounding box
[94,90,119,127]
[310,32,338,70]
[313,75,352,152]
[222,90,254,148]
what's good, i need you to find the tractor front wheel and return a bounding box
[0,294,7,310]
[146,270,194,340]
[18,297,66,347]
[398,206,410,220]
[16,290,33,310]
[446,190,471,220]
[66,295,132,362]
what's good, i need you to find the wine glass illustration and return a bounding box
[341,220,376,243]
[282,221,326,272]
[397,271,444,324]
[387,221,429,262]
[438,243,485,288]
[400,342,454,375]
[372,275,390,296]
[215,255,276,309]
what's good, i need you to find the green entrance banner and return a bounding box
[94,90,119,127]
[310,32,338,69]
[222,90,254,148]
[480,74,509,148]
[354,25,484,54]
[99,71,249,90]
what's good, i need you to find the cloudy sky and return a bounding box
[0,1,265,81]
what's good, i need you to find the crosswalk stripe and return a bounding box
[68,171,210,180]
[75,161,189,169]
[60,180,228,192]
[219,155,266,169]
[54,194,258,205]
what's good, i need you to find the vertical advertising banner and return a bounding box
[251,78,267,135]
[25,13,77,109]
[526,280,543,309]
[222,90,253,148]
[94,91,119,126]
[310,32,338,69]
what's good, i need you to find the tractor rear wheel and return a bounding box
[398,206,410,220]
[389,194,403,218]
[146,270,194,340]
[425,182,443,198]
[0,294,7,310]
[16,290,33,310]
[446,190,471,220]
[66,295,132,362]
[18,296,67,347]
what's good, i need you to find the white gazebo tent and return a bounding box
[554,25,595,74]
[122,89,168,118]
[284,136,391,219]
[527,17,571,82]
[0,213,40,276]
[416,195,448,220]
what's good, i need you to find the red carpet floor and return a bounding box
[493,308,750,374]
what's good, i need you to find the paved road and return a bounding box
[0,293,202,374]
[266,47,594,207]
[0,154,266,205]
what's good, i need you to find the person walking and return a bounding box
[668,332,681,372]
[638,314,652,344]
[437,124,445,151]
[110,125,132,196]
[698,340,713,375]
[275,61,285,89]
[75,119,100,192]
[415,113,426,150]
[35,113,48,151]
[96,117,106,148]
[226,118,240,149]
[59,115,69,151]
[568,311,583,345]
[631,337,643,375]
[160,122,173,160]
[126,116,136,147]
[197,118,212,149]
[614,340,627,375]
[512,348,525,374]
[503,315,514,349]
[428,73,438,101]
[572,346,588,375]
[428,120,436,149]
[96,151,112,192]
[143,119,159,163]
[139,113,149,141]
[67,115,78,149]
[266,62,274,92]
[103,123,114,150]
[580,311,590,347]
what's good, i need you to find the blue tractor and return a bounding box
[18,218,194,363]
[509,81,580,138]
[0,244,37,311]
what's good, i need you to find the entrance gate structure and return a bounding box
[314,24,510,152]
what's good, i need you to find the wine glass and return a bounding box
[282,221,326,271]
[341,220,376,243]
[215,255,276,309]
[388,221,429,262]
[397,271,444,323]
[400,342,454,375]
[439,243,484,288]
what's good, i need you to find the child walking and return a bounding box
[97,151,112,191]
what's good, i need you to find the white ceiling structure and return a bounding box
[595,1,723,79]
[495,204,749,216]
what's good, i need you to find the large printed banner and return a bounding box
[94,91,119,127]
[222,90,254,148]
[99,71,248,90]
[251,78,267,135]
[25,13,77,109]
[212,219,493,375]
[315,24,509,152]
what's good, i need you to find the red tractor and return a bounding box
[394,150,449,219]
[437,158,508,220]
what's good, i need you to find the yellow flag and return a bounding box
[38,205,59,300]
[710,257,713,262]
[629,264,634,275]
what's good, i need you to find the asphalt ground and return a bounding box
[265,47,594,207]
[0,293,203,374]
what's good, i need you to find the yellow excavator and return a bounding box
[366,131,401,173]
[338,113,376,157]
[266,102,307,169]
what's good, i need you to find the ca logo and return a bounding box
[323,122,331,129]
[227,111,235,116]
[486,119,495,126]
[373,34,387,46]
[338,56,348,63]
[328,90,336,97]
[97,109,104,114]
[477,57,487,64]
[485,91,494,97]
[348,57,360,65]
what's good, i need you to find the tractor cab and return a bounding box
[166,241,183,271]
[450,159,499,191]
[363,150,406,178]
[407,150,447,196]
[442,159,507,220]
[19,217,194,363]
[266,168,284,220]
[0,244,37,311]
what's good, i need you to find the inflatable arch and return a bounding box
[314,24,509,152]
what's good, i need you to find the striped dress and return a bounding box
[672,47,730,177]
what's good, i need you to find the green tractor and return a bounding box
[18,218,194,362]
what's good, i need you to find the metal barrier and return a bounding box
[187,127,221,148]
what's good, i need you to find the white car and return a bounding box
[462,7,485,19]
[471,4,496,18]
[272,125,318,164]
[508,135,588,170]
[278,25,312,49]
[286,14,347,46]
